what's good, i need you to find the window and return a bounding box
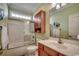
[11,13,31,20]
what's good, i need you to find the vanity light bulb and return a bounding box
[56,4,60,9]
[51,3,56,8]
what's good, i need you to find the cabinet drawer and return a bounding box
[44,46,58,56]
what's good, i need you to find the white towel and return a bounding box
[1,26,9,49]
[53,28,60,37]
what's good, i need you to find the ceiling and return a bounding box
[8,3,50,15]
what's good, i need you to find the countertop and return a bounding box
[38,37,79,56]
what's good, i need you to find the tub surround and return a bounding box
[38,37,79,56]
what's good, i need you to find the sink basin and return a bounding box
[48,42,67,49]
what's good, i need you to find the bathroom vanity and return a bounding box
[38,38,79,56]
[38,43,64,56]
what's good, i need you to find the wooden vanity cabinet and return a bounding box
[38,43,65,56]
[58,53,65,56]
[34,10,46,33]
[38,43,48,56]
[44,46,59,56]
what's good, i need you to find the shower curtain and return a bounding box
[7,21,24,49]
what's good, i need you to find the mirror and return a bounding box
[0,9,4,20]
[50,3,79,41]
[0,26,2,50]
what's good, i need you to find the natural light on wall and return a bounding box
[11,13,31,20]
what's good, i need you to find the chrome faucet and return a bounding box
[58,28,62,44]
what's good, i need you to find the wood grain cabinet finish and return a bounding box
[34,10,46,33]
[58,53,65,56]
[38,43,65,56]
[44,46,59,56]
[38,49,48,56]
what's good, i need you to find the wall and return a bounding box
[8,8,33,21]
[0,3,8,49]
[33,4,51,40]
[50,4,79,39]
[7,19,31,34]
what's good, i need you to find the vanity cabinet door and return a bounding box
[38,43,45,56]
[58,53,65,56]
[38,49,48,56]
[44,46,58,56]
[38,43,48,56]
[38,43,65,56]
[38,43,44,50]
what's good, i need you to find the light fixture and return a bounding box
[11,13,31,20]
[56,4,60,9]
[51,3,56,8]
[51,3,67,10]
